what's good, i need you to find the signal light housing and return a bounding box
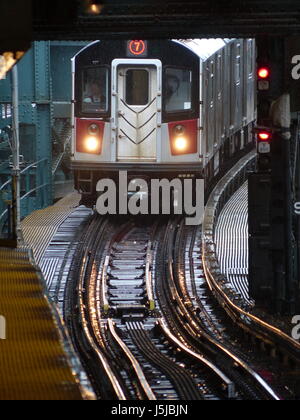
[257,130,272,155]
[257,66,271,91]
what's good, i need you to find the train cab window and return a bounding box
[82,67,109,114]
[165,68,192,113]
[126,69,149,106]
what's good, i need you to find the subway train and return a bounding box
[71,39,256,207]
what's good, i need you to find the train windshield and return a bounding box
[82,67,109,114]
[165,68,192,113]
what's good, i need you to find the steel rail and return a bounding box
[95,222,160,400]
[78,250,127,401]
[158,317,235,399]
[127,321,202,401]
[101,256,110,314]
[100,220,203,400]
[169,253,280,400]
[202,255,300,355]
[201,150,300,361]
[154,221,233,399]
[107,319,157,401]
[145,242,155,310]
[159,220,281,400]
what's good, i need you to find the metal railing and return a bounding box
[0,158,51,235]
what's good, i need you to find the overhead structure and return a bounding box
[1,2,300,78]
[32,0,300,40]
[1,1,299,46]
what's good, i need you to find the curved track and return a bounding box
[64,213,285,400]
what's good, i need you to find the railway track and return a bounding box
[202,155,300,398]
[99,221,207,400]
[36,155,298,401]
[63,213,285,400]
[65,216,203,400]
[154,218,281,400]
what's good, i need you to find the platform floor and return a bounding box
[21,193,81,265]
[0,247,84,400]
[215,182,251,303]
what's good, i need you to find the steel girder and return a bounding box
[0,41,86,231]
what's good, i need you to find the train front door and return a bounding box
[115,63,160,162]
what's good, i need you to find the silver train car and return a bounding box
[71,39,256,206]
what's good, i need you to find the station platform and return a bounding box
[22,193,93,312]
[0,193,94,400]
[0,247,87,400]
[21,193,81,265]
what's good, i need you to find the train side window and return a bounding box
[126,69,149,106]
[82,67,109,114]
[165,68,192,113]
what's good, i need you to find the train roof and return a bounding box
[176,39,232,60]
[72,39,232,62]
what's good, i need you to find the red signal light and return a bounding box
[258,131,272,142]
[258,67,270,79]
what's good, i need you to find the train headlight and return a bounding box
[85,136,101,153]
[169,120,197,156]
[76,120,104,154]
[174,137,188,152]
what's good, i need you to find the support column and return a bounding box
[11,65,21,242]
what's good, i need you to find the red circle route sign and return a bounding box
[129,40,146,56]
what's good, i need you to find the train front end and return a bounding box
[71,40,202,208]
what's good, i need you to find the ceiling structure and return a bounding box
[31,0,300,40]
[1,1,300,51]
[1,0,300,76]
